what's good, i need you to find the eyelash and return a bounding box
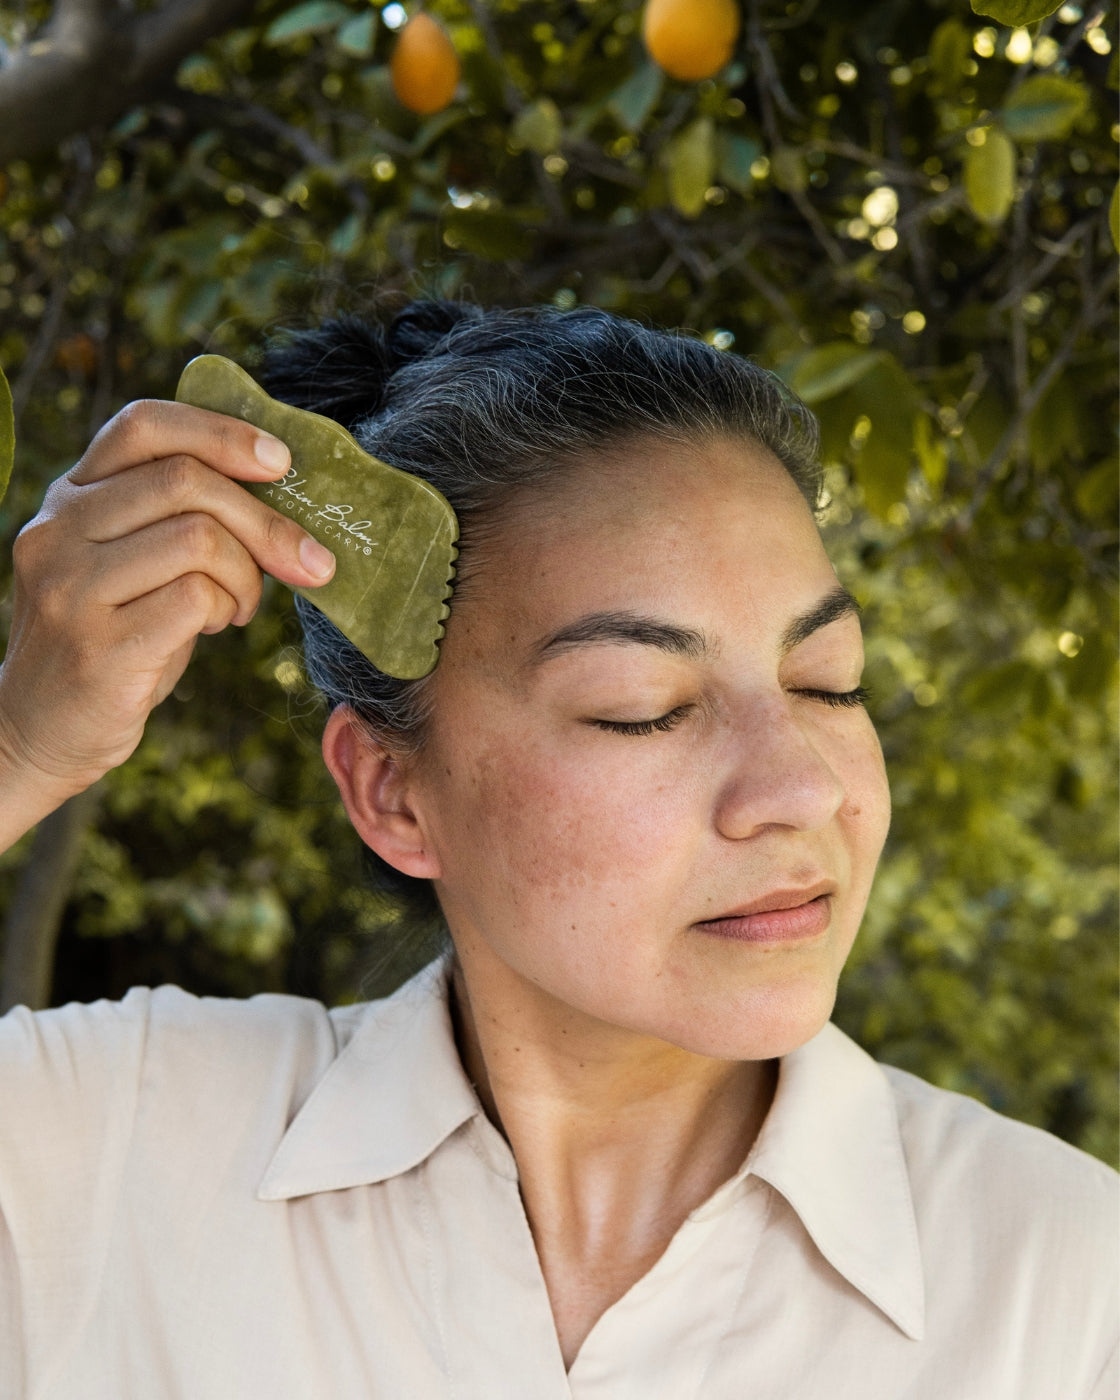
[591,687,870,737]
[793,685,871,710]
[592,705,694,737]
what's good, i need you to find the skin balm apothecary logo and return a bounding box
[262,468,378,554]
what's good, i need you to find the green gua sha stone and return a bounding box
[175,353,457,680]
[0,362,13,508]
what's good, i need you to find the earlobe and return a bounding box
[321,706,441,879]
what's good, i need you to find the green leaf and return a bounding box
[962,659,1040,713]
[0,360,12,507]
[1074,456,1119,520]
[969,0,1063,22]
[175,54,224,94]
[1064,631,1118,699]
[1028,374,1083,473]
[442,207,537,260]
[929,18,972,93]
[264,0,351,46]
[852,356,921,517]
[177,280,223,341]
[914,412,948,497]
[235,257,296,323]
[715,131,761,195]
[1001,75,1090,141]
[125,278,183,348]
[411,106,470,156]
[788,342,882,404]
[358,63,408,126]
[965,128,1015,225]
[770,144,808,194]
[328,211,364,256]
[510,98,563,156]
[110,108,149,140]
[857,433,911,519]
[663,117,715,219]
[336,10,377,57]
[1109,181,1119,252]
[608,61,663,133]
[149,216,243,276]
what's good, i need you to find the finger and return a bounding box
[41,454,335,590]
[151,636,201,708]
[112,573,241,665]
[70,399,291,487]
[86,513,266,627]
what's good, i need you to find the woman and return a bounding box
[0,302,1115,1398]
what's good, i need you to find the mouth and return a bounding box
[694,882,836,945]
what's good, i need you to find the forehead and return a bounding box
[506,432,810,531]
[435,435,841,680]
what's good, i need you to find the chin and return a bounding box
[654,975,840,1063]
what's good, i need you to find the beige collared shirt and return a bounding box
[1,953,1116,1399]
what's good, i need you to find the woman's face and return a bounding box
[408,435,891,1060]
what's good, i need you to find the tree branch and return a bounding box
[1,786,100,1013]
[167,92,339,172]
[462,0,568,228]
[0,0,262,166]
[958,262,1116,528]
[11,134,99,435]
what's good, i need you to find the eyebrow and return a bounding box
[779,586,861,656]
[531,612,711,665]
[530,586,861,667]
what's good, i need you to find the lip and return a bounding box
[694,882,836,945]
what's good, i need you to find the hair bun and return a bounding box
[258,300,482,431]
[385,299,483,366]
[257,312,393,430]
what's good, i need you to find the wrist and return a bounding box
[0,695,90,852]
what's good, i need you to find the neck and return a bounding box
[447,936,777,1363]
[450,951,773,1167]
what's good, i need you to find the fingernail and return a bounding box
[300,535,335,579]
[255,433,290,473]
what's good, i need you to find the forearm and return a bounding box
[0,685,88,853]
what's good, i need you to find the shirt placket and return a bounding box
[566,1175,772,1400]
[420,1121,574,1400]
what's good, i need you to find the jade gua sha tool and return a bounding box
[175,354,458,680]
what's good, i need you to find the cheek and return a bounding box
[438,731,689,910]
[835,722,891,862]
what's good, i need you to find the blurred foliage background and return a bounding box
[0,0,1116,1164]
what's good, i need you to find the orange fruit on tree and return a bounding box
[390,12,461,115]
[54,333,98,378]
[642,0,741,82]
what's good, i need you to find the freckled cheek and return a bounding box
[454,743,682,900]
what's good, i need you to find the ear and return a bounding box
[321,706,442,880]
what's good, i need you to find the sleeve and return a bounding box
[0,989,152,1394]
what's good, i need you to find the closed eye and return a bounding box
[589,704,694,737]
[792,685,870,709]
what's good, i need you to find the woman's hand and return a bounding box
[0,398,336,846]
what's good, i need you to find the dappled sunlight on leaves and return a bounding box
[0,0,1114,1161]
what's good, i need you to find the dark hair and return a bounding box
[259,300,821,934]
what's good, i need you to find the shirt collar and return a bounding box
[257,951,479,1202]
[739,1020,926,1341]
[257,957,924,1340]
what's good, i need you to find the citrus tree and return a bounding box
[0,0,1116,1163]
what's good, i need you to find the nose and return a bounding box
[712,694,846,839]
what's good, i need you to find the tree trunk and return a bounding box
[0,0,263,166]
[1,785,99,1013]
